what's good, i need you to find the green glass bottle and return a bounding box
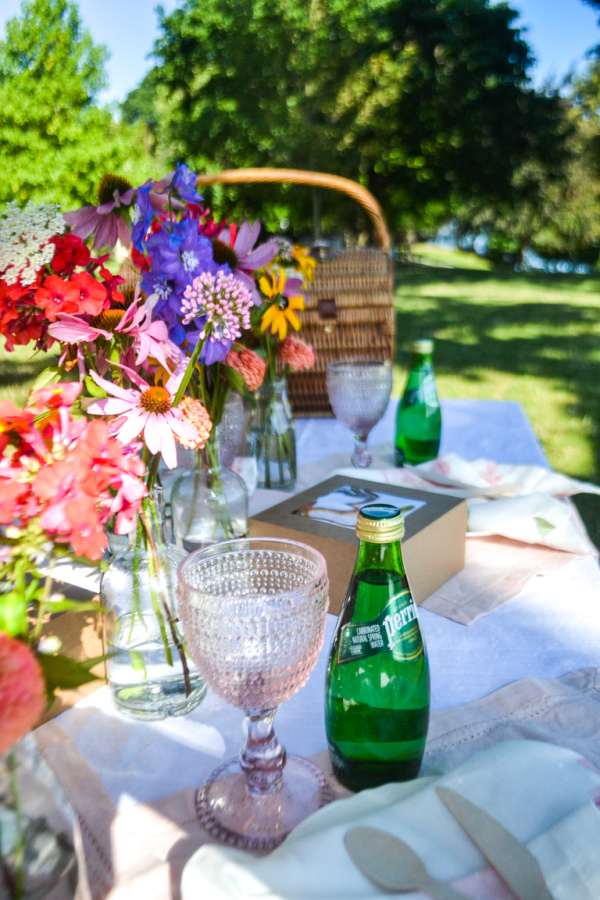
[325,504,430,791]
[395,338,441,465]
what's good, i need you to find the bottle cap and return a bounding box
[411,338,434,354]
[356,504,405,543]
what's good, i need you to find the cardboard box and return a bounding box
[250,475,467,614]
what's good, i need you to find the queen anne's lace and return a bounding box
[0,201,65,285]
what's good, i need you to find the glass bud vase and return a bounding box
[100,487,207,720]
[1,736,80,900]
[246,376,297,491]
[171,441,249,553]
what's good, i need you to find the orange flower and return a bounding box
[276,336,315,372]
[0,634,46,754]
[225,347,266,392]
[177,397,213,450]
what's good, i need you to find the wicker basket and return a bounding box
[195,168,395,417]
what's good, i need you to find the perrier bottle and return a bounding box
[395,338,441,465]
[325,504,430,791]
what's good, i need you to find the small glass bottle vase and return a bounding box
[171,440,249,552]
[246,376,297,491]
[100,487,207,720]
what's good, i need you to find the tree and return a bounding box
[0,0,153,209]
[141,0,567,240]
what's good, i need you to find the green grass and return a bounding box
[0,342,60,407]
[394,244,600,544]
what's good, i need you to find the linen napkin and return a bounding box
[180,740,600,900]
[35,667,600,900]
[332,454,599,555]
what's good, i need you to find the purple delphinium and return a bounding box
[145,219,217,293]
[154,163,204,206]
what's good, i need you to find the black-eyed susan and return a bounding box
[258,268,305,341]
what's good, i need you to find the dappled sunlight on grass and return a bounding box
[0,341,60,407]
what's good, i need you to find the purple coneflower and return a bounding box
[63,175,136,251]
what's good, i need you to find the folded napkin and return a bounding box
[181,740,600,900]
[333,454,599,555]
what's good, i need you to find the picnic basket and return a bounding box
[195,168,395,417]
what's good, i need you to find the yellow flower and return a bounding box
[291,245,317,281]
[259,269,305,340]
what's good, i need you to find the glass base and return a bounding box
[111,673,207,721]
[196,755,334,852]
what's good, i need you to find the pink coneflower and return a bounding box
[48,287,178,372]
[178,397,212,450]
[225,347,267,392]
[0,634,46,753]
[86,366,199,468]
[63,174,136,251]
[276,335,315,372]
[213,221,279,306]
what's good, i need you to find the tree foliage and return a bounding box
[139,0,567,240]
[0,0,152,209]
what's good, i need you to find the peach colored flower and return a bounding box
[276,336,315,372]
[177,397,213,450]
[0,634,46,754]
[225,347,266,392]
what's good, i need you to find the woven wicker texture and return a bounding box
[196,168,395,416]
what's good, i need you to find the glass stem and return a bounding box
[352,432,371,467]
[239,710,286,796]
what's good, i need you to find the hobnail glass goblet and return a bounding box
[326,358,393,467]
[178,538,332,851]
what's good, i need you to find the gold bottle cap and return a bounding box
[411,338,434,354]
[356,504,405,543]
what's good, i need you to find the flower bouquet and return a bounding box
[245,241,316,490]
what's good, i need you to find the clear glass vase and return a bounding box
[100,487,207,720]
[246,376,297,491]
[170,441,249,553]
[0,735,80,899]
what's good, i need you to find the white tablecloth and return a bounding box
[55,399,600,812]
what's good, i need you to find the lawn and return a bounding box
[396,244,600,543]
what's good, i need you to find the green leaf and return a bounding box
[129,650,146,673]
[222,366,246,395]
[84,374,107,399]
[534,517,556,538]
[44,597,104,614]
[38,652,105,692]
[31,366,63,392]
[0,591,28,636]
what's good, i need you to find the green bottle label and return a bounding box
[337,590,424,665]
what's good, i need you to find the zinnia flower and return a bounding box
[86,366,199,469]
[0,634,46,754]
[63,174,136,251]
[276,335,315,372]
[259,269,305,340]
[177,397,212,450]
[225,347,266,392]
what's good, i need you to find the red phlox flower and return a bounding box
[27,382,82,413]
[34,275,81,322]
[0,634,46,754]
[70,272,109,316]
[0,478,32,525]
[64,496,107,559]
[49,233,91,274]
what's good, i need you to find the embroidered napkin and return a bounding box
[34,668,600,900]
[181,740,600,900]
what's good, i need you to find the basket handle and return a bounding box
[195,168,391,253]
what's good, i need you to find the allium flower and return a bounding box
[225,346,267,392]
[0,201,65,286]
[276,335,315,371]
[87,367,199,469]
[259,269,305,340]
[213,221,278,305]
[0,634,46,753]
[63,174,136,251]
[181,270,253,364]
[178,396,212,450]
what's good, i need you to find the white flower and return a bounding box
[0,201,65,285]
